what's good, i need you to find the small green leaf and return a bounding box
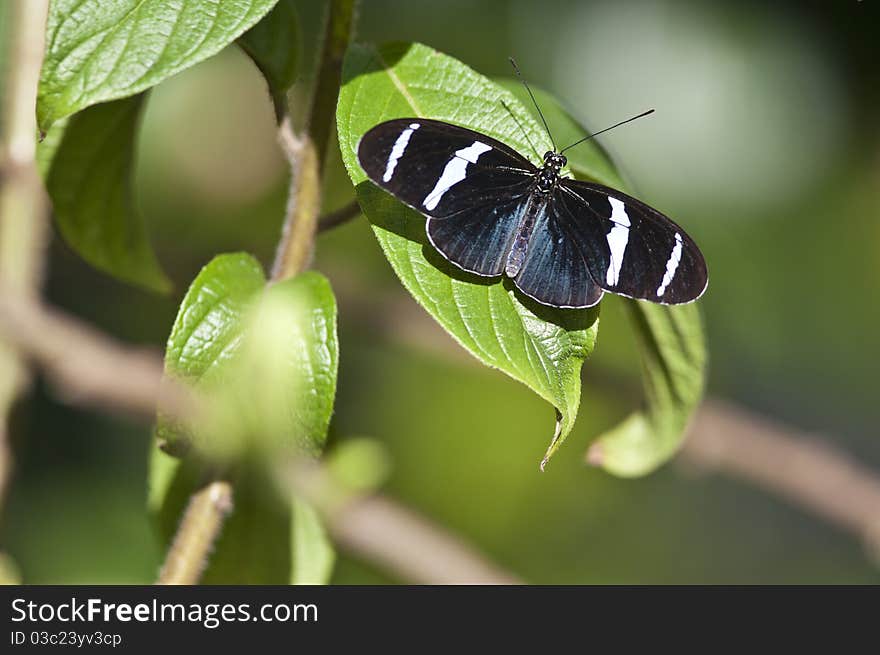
[43,96,170,292]
[150,253,339,583]
[291,497,335,585]
[37,0,281,132]
[156,253,338,459]
[337,42,599,467]
[238,0,299,120]
[588,302,706,477]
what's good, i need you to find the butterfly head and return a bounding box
[543,151,567,170]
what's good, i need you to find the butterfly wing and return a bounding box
[358,119,537,276]
[511,201,605,308]
[556,180,708,304]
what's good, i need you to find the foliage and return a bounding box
[29,0,707,583]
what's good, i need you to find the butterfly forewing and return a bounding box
[358,119,536,218]
[359,119,539,276]
[557,181,708,304]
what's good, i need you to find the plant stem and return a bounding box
[270,121,320,280]
[159,0,360,583]
[270,0,357,281]
[318,200,360,233]
[156,479,233,585]
[0,0,50,517]
[305,0,357,171]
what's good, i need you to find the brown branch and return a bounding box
[0,293,521,583]
[333,286,880,559]
[284,460,521,584]
[3,288,879,573]
[0,0,51,515]
[681,399,880,557]
[0,293,191,421]
[326,496,521,584]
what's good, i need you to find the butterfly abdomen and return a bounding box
[505,194,548,278]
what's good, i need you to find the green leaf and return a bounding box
[291,497,335,585]
[499,79,709,476]
[156,253,338,459]
[337,42,599,467]
[150,253,339,583]
[37,0,281,132]
[587,302,706,477]
[238,0,299,120]
[43,96,170,292]
[158,252,267,456]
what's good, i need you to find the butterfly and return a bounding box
[356,84,707,309]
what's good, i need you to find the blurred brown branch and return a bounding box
[0,0,51,516]
[2,286,879,574]
[0,293,187,421]
[0,293,518,584]
[286,460,521,584]
[334,283,880,560]
[683,400,880,557]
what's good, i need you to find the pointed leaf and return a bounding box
[337,42,598,466]
[43,95,170,292]
[499,78,709,476]
[37,0,281,132]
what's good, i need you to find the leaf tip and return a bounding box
[585,442,604,467]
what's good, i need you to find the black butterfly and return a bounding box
[356,108,707,309]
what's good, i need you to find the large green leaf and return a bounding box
[43,95,170,292]
[150,253,339,583]
[337,42,599,468]
[37,0,281,132]
[498,80,709,476]
[237,0,299,120]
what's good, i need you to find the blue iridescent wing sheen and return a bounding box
[556,180,708,304]
[358,118,538,276]
[512,200,605,308]
[425,191,532,276]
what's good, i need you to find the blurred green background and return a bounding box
[2,0,879,583]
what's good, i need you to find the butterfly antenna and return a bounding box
[560,109,655,154]
[501,99,543,162]
[508,57,556,151]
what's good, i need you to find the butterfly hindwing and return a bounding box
[556,181,708,304]
[426,190,532,276]
[512,198,604,308]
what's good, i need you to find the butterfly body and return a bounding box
[504,150,565,278]
[357,118,707,309]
